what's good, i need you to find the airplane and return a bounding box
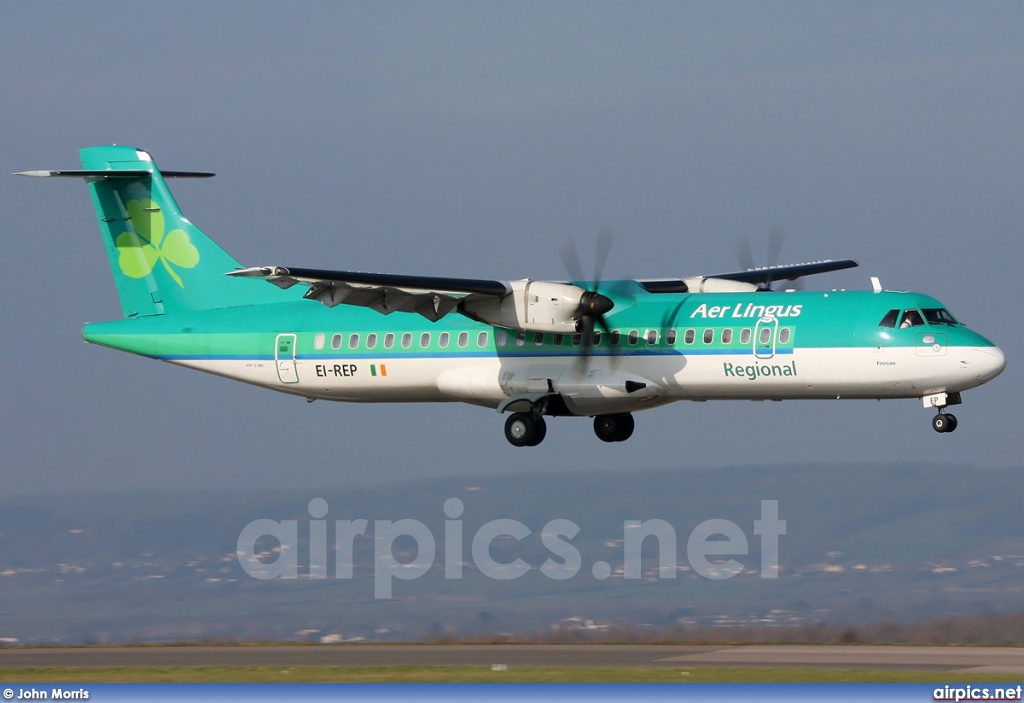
[17,146,1006,447]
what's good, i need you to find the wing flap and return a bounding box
[227,266,509,321]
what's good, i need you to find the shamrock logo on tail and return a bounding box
[115,199,200,287]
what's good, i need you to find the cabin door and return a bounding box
[275,333,300,384]
[754,317,778,359]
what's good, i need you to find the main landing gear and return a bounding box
[503,409,636,446]
[504,412,547,447]
[593,413,635,443]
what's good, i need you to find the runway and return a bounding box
[2,644,1024,673]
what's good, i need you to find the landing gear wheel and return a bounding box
[594,413,635,443]
[615,413,635,441]
[530,417,547,445]
[932,413,957,433]
[505,412,546,447]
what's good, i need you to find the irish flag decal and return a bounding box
[370,364,388,377]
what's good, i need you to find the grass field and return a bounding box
[1,666,1023,683]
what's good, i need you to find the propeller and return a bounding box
[562,230,616,370]
[736,227,804,291]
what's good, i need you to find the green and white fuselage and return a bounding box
[22,146,1005,446]
[81,289,1003,409]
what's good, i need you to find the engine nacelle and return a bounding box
[682,277,759,293]
[462,279,585,333]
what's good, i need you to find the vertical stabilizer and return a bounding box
[30,146,288,317]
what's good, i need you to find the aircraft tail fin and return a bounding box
[19,146,286,317]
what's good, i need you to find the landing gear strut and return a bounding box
[504,412,547,447]
[925,392,961,434]
[932,412,958,433]
[593,413,635,443]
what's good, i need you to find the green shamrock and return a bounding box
[115,199,200,287]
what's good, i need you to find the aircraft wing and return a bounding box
[227,266,511,321]
[706,259,859,286]
[638,258,859,293]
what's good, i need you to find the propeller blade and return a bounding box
[563,231,616,375]
[736,239,755,272]
[767,227,785,269]
[737,227,789,290]
[593,228,613,290]
[561,239,586,284]
[573,314,596,374]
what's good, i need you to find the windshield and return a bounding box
[922,308,958,326]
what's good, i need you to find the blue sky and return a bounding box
[1,2,1021,492]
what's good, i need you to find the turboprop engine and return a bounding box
[462,279,613,334]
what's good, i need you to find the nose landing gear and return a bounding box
[924,391,961,434]
[932,412,958,433]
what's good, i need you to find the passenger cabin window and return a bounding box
[779,328,791,344]
[721,329,733,344]
[366,333,377,349]
[534,332,544,346]
[879,309,900,328]
[313,333,325,350]
[666,329,677,345]
[497,331,508,347]
[349,333,360,349]
[645,329,657,345]
[609,331,620,346]
[759,328,771,344]
[923,308,958,326]
[684,329,695,345]
[420,332,430,348]
[402,333,412,349]
[384,333,395,349]
[553,333,564,346]
[439,332,450,348]
[899,309,925,328]
[572,333,583,345]
[331,334,343,350]
[477,331,488,347]
[740,328,752,345]
[592,330,602,346]
[458,332,469,348]
[515,331,526,347]
[628,330,639,345]
[702,329,713,344]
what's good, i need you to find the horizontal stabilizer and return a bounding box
[15,170,214,179]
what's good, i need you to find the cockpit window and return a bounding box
[879,309,900,328]
[899,309,925,328]
[923,308,958,326]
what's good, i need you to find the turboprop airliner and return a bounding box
[18,146,1006,446]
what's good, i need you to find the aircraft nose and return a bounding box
[971,346,1006,382]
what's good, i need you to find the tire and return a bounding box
[615,413,635,442]
[945,414,958,433]
[528,417,547,446]
[594,413,634,442]
[932,414,949,433]
[594,414,620,442]
[505,412,539,447]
